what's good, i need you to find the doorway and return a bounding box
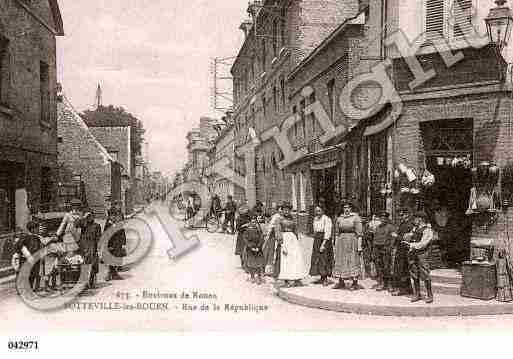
[422,118,474,268]
[312,166,338,218]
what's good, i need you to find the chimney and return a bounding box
[239,19,253,38]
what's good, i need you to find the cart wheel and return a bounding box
[206,217,219,233]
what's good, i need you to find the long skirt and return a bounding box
[333,233,361,279]
[245,248,265,270]
[392,243,410,286]
[278,232,307,281]
[309,232,333,277]
[235,231,245,256]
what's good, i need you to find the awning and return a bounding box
[285,144,345,169]
[311,160,338,170]
[363,102,402,137]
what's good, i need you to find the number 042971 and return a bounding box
[7,341,38,350]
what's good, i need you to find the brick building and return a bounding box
[375,0,513,266]
[207,124,246,205]
[231,0,361,212]
[89,126,133,214]
[311,0,513,266]
[57,92,121,216]
[283,1,380,232]
[0,0,64,272]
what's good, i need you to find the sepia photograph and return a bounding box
[1,0,513,354]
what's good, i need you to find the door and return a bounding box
[369,132,388,215]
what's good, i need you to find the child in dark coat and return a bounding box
[242,213,265,284]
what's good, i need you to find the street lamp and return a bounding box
[485,0,513,54]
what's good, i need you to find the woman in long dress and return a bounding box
[333,202,363,290]
[277,203,307,287]
[262,205,283,277]
[235,204,251,270]
[56,198,83,252]
[309,205,333,286]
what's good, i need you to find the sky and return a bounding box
[56,0,246,177]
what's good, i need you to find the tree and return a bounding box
[81,105,145,156]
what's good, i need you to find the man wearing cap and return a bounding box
[223,195,237,234]
[391,207,415,296]
[104,201,126,281]
[372,212,397,292]
[14,221,42,292]
[404,211,435,303]
[76,211,102,289]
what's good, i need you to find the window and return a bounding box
[327,79,335,122]
[251,56,255,81]
[453,0,473,39]
[425,0,444,42]
[300,99,306,139]
[291,173,297,211]
[108,151,119,162]
[272,19,279,57]
[280,77,286,107]
[292,105,298,138]
[299,171,306,211]
[425,0,473,42]
[273,85,278,111]
[261,39,267,71]
[0,36,9,105]
[280,8,287,47]
[40,61,50,125]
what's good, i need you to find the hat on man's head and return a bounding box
[281,201,293,210]
[398,207,410,213]
[239,204,250,214]
[414,211,428,221]
[380,211,390,219]
[70,198,82,207]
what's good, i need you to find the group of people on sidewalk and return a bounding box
[13,199,130,294]
[233,200,436,304]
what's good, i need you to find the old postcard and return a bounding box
[2,1,513,349]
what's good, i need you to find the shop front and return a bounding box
[421,118,474,268]
[310,146,344,218]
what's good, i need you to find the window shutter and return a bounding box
[453,0,473,39]
[425,0,445,41]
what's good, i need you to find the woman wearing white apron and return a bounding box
[277,202,307,287]
[56,198,83,253]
